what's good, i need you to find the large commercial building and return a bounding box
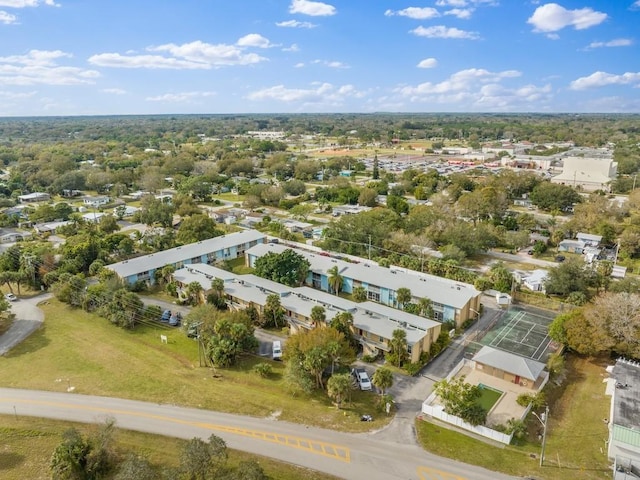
[551,156,617,192]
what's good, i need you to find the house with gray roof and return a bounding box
[107,229,265,285]
[472,346,547,389]
[245,243,480,327]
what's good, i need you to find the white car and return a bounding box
[4,293,17,302]
[351,368,372,391]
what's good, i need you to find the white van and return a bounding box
[272,341,282,360]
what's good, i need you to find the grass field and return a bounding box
[477,385,502,412]
[416,355,611,480]
[0,300,386,433]
[0,415,339,480]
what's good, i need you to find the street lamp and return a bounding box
[531,405,550,467]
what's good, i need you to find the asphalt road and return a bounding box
[0,293,52,356]
[0,388,516,480]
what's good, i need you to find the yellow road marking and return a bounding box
[417,465,468,480]
[2,398,350,462]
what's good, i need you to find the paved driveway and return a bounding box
[0,293,52,356]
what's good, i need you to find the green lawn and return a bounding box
[0,300,386,433]
[476,384,502,411]
[0,415,339,480]
[416,355,611,480]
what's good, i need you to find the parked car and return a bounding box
[555,255,566,262]
[351,367,372,391]
[160,309,171,322]
[272,340,282,360]
[4,293,17,302]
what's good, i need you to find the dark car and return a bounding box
[555,255,566,262]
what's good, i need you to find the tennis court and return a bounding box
[474,307,558,362]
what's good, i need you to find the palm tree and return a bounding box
[396,287,412,309]
[418,297,434,318]
[310,305,326,328]
[186,281,203,306]
[388,329,408,367]
[372,367,394,398]
[327,373,352,409]
[352,286,367,302]
[327,266,343,296]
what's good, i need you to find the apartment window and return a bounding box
[379,336,384,343]
[407,345,412,354]
[367,291,380,302]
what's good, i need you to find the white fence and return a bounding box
[422,358,516,445]
[421,402,514,444]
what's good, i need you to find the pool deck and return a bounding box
[457,365,534,426]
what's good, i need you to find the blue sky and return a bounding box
[0,0,639,116]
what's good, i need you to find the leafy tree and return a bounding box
[289,203,314,221]
[98,214,119,234]
[358,187,378,207]
[137,195,174,227]
[327,373,352,409]
[488,262,513,293]
[327,265,344,295]
[353,286,367,302]
[50,428,91,480]
[418,297,434,318]
[329,311,355,347]
[114,454,157,480]
[179,434,228,480]
[100,289,144,329]
[434,376,486,426]
[529,182,581,211]
[185,281,204,306]
[283,327,354,390]
[372,367,394,397]
[232,460,268,480]
[387,194,409,215]
[253,249,310,287]
[176,214,223,244]
[372,155,379,180]
[544,258,596,298]
[207,312,258,367]
[387,329,408,367]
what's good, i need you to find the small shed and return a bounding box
[473,346,547,389]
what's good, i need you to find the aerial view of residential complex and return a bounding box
[1,1,639,480]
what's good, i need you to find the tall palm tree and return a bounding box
[327,266,343,296]
[396,287,412,309]
[418,297,434,318]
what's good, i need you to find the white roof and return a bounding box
[107,230,265,278]
[246,243,479,309]
[472,346,545,381]
[576,232,602,242]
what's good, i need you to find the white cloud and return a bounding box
[444,8,474,19]
[146,91,216,102]
[435,0,467,6]
[0,10,17,23]
[0,49,98,85]
[384,7,440,20]
[527,3,607,33]
[282,44,300,52]
[569,71,640,90]
[276,19,316,28]
[632,1,640,9]
[411,25,479,39]
[247,82,366,105]
[236,34,274,48]
[311,59,349,68]
[397,68,521,96]
[89,40,268,69]
[289,0,336,16]
[101,88,126,95]
[0,89,36,98]
[586,38,632,49]
[0,0,58,7]
[294,62,305,68]
[417,58,438,68]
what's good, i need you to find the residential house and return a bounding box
[245,243,481,328]
[83,196,110,208]
[558,239,585,254]
[0,230,32,243]
[106,229,266,285]
[576,232,603,247]
[18,192,50,203]
[606,358,640,477]
[517,269,548,293]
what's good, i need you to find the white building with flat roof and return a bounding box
[551,156,617,192]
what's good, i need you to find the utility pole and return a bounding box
[533,405,550,467]
[368,235,372,260]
